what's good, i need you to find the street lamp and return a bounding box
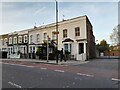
[55,0,59,64]
[6,41,9,58]
[47,35,50,62]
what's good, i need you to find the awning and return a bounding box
[62,38,74,43]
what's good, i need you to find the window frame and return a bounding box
[75,27,80,36]
[44,33,47,40]
[18,36,22,43]
[36,34,40,42]
[14,37,17,44]
[52,32,56,40]
[24,35,28,43]
[63,29,67,38]
[30,35,33,43]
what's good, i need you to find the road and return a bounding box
[1,59,120,88]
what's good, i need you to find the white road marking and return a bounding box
[54,70,65,73]
[74,77,82,80]
[77,73,94,77]
[8,81,22,88]
[112,78,120,81]
[25,66,34,68]
[3,63,34,68]
[40,68,47,70]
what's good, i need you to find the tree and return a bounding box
[36,47,42,59]
[96,40,109,52]
[110,25,120,45]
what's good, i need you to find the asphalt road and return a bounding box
[2,60,120,88]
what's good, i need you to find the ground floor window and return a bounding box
[79,43,84,54]
[64,43,71,54]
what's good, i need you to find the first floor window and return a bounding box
[52,32,56,40]
[75,27,80,36]
[36,34,40,42]
[19,36,22,43]
[30,35,33,43]
[44,33,47,40]
[24,35,28,43]
[63,29,67,38]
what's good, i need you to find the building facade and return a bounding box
[0,15,95,60]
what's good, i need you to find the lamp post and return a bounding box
[6,41,9,58]
[47,35,51,62]
[55,0,59,64]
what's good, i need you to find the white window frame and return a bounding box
[9,37,12,44]
[4,38,7,46]
[14,37,17,44]
[24,35,28,43]
[44,33,47,40]
[52,32,56,40]
[18,36,22,43]
[36,34,40,42]
[30,35,33,43]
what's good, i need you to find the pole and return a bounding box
[55,0,58,64]
[47,35,49,62]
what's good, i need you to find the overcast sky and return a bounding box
[0,0,119,44]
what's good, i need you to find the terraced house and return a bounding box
[0,15,96,60]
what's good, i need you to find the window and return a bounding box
[44,33,47,40]
[30,35,33,43]
[9,37,12,44]
[79,43,84,54]
[14,37,17,44]
[36,34,40,42]
[52,32,56,40]
[75,27,80,36]
[4,38,7,46]
[64,44,68,51]
[24,35,28,43]
[18,36,22,43]
[63,29,67,38]
[64,44,71,54]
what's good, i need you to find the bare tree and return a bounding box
[110,25,120,45]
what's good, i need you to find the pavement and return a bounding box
[0,58,90,66]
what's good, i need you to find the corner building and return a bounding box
[28,15,96,60]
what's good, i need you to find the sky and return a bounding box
[0,0,119,44]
